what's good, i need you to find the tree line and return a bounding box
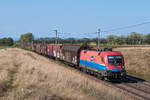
[0,37,13,46]
[33,32,150,45]
[1,32,150,47]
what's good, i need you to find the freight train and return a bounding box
[31,44,126,81]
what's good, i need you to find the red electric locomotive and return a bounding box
[80,48,126,80]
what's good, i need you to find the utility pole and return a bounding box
[54,30,58,60]
[97,29,100,50]
[31,40,34,51]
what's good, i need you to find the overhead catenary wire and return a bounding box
[50,21,150,39]
[102,21,150,33]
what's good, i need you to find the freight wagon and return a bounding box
[60,45,90,65]
[41,44,47,55]
[35,44,42,54]
[47,44,62,58]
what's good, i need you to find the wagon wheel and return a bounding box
[83,68,87,73]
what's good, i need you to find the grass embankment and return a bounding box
[0,46,10,49]
[0,48,128,100]
[115,47,150,80]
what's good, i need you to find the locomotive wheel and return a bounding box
[86,69,89,73]
[104,77,108,81]
[83,68,87,73]
[81,67,86,73]
[90,71,94,75]
[96,73,104,80]
[80,67,83,71]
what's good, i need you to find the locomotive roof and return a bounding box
[100,51,122,56]
[83,49,122,55]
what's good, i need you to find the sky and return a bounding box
[0,0,150,40]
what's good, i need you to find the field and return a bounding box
[115,47,150,80]
[0,47,150,100]
[0,48,128,100]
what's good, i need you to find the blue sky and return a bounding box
[0,0,150,39]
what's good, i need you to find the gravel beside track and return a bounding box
[115,79,150,100]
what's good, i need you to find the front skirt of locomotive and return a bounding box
[105,70,126,80]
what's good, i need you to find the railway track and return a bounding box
[114,77,150,100]
[113,83,150,100]
[126,75,150,86]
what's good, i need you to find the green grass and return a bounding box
[127,69,150,80]
[0,46,10,49]
[22,46,32,51]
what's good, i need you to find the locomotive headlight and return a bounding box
[122,66,125,70]
[122,66,125,69]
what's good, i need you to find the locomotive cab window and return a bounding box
[107,55,122,65]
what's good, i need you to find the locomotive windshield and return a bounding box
[107,55,122,65]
